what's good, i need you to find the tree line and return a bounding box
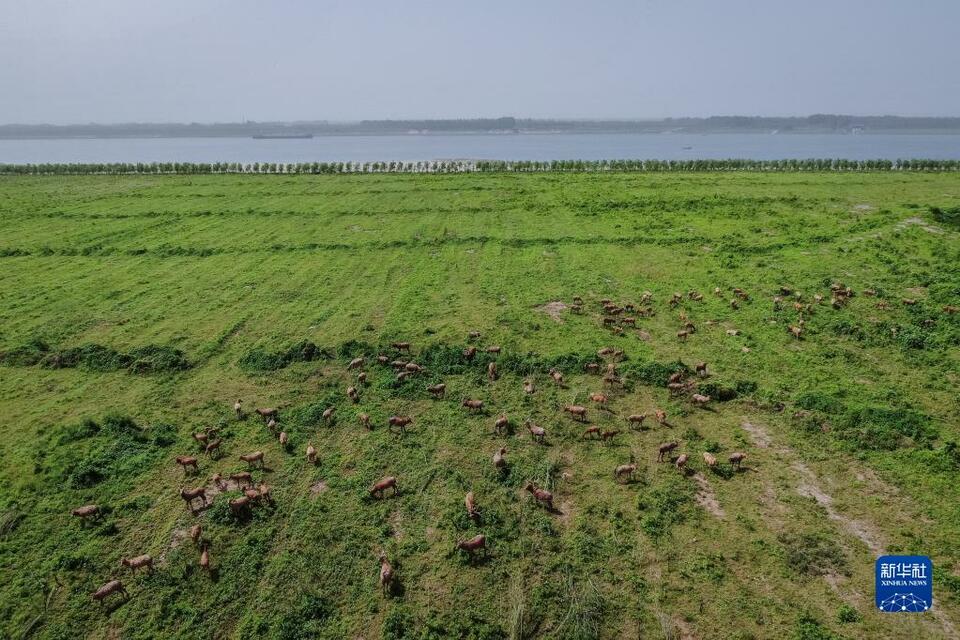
[1,158,959,176]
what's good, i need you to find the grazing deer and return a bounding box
[486,346,501,354]
[348,356,364,370]
[488,361,497,381]
[462,399,484,412]
[234,399,243,420]
[205,438,222,458]
[597,347,614,357]
[493,447,507,471]
[695,362,708,377]
[702,452,717,467]
[691,393,711,406]
[627,414,646,427]
[494,415,509,435]
[193,431,209,448]
[427,383,446,398]
[404,362,423,373]
[526,421,546,443]
[180,487,207,512]
[266,417,278,433]
[347,387,359,403]
[468,330,481,339]
[377,355,389,364]
[121,554,154,574]
[601,429,619,442]
[370,476,398,499]
[789,325,803,339]
[677,329,690,341]
[657,442,678,462]
[582,425,600,439]
[589,392,608,405]
[230,471,253,490]
[71,504,100,522]
[306,443,317,464]
[239,451,264,469]
[549,369,563,385]
[279,431,288,447]
[229,496,250,516]
[524,482,554,510]
[211,473,225,490]
[255,407,278,422]
[359,413,372,429]
[523,379,535,394]
[729,452,747,469]
[176,455,199,474]
[465,491,479,520]
[199,544,211,572]
[388,415,411,434]
[564,405,587,421]
[463,346,477,362]
[654,409,667,426]
[392,342,411,352]
[614,463,637,482]
[584,363,599,374]
[322,406,335,422]
[456,534,487,558]
[379,552,394,593]
[92,580,128,606]
[675,453,689,471]
[190,524,202,546]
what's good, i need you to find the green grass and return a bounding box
[0,171,959,639]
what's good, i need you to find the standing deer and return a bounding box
[370,476,398,499]
[455,534,487,558]
[92,580,128,606]
[729,452,747,469]
[657,442,678,462]
[524,482,554,510]
[526,421,546,443]
[121,554,154,574]
[465,491,479,520]
[379,552,394,594]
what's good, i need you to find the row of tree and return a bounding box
[1,158,959,175]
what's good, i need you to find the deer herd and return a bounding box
[78,282,917,608]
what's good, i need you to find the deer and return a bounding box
[278,431,288,447]
[427,383,446,398]
[691,394,711,406]
[654,409,667,426]
[703,452,717,467]
[589,392,608,405]
[230,471,253,490]
[614,463,637,482]
[463,346,477,362]
[359,413,372,429]
[564,405,587,421]
[603,373,621,386]
[388,416,411,434]
[657,442,678,462]
[523,379,535,394]
[526,421,546,443]
[92,580,128,606]
[176,455,199,474]
[256,483,273,505]
[729,452,747,469]
[456,534,487,558]
[71,504,100,522]
[348,356,365,370]
[597,347,614,357]
[582,425,600,439]
[493,447,507,471]
[377,355,389,364]
[627,414,646,428]
[487,361,497,381]
[601,429,619,442]
[199,544,211,573]
[234,399,243,420]
[486,345,501,354]
[193,431,209,448]
[121,554,154,574]
[180,487,207,512]
[549,369,563,385]
[347,386,359,403]
[391,341,411,352]
[322,406,335,422]
[468,330,481,339]
[239,451,264,469]
[306,443,317,464]
[462,399,484,412]
[789,325,803,339]
[211,473,225,491]
[730,299,740,310]
[695,362,708,377]
[675,453,689,472]
[255,407,278,422]
[379,553,394,594]
[524,482,554,510]
[584,363,599,374]
[370,476,398,499]
[465,491,479,520]
[205,438,222,458]
[229,496,250,516]
[404,362,423,373]
[494,415,509,435]
[266,417,278,433]
[677,329,690,341]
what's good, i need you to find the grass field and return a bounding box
[1,171,959,640]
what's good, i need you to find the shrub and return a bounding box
[834,406,936,450]
[836,604,862,624]
[929,205,960,229]
[238,340,327,371]
[778,532,847,577]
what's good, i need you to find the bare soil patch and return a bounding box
[535,300,568,322]
[692,473,724,518]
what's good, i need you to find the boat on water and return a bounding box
[252,133,313,139]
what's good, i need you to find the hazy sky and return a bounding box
[2,0,959,124]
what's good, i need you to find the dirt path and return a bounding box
[692,472,724,519]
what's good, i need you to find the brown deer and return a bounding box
[392,342,412,352]
[427,383,446,398]
[526,421,546,443]
[487,361,497,381]
[691,394,711,406]
[388,416,411,434]
[729,452,747,469]
[654,409,667,426]
[370,476,398,499]
[121,554,154,574]
[584,363,599,374]
[589,392,608,405]
[524,482,554,510]
[306,443,317,464]
[614,463,637,482]
[255,407,278,422]
[230,471,253,490]
[675,453,689,471]
[465,491,479,520]
[279,431,288,447]
[322,406,335,422]
[486,345,501,354]
[234,399,243,420]
[523,379,535,394]
[582,425,600,439]
[702,452,717,467]
[462,399,484,412]
[239,451,264,469]
[347,386,359,403]
[657,442,678,462]
[357,371,368,385]
[493,447,507,471]
[463,346,477,362]
[193,431,209,448]
[601,429,619,442]
[92,580,128,605]
[455,534,487,557]
[175,455,199,474]
[72,504,101,522]
[627,413,646,428]
[205,438,222,458]
[199,544,211,572]
[348,356,365,370]
[379,553,394,593]
[359,413,372,429]
[266,417,278,433]
[494,415,509,435]
[468,330,482,339]
[189,524,202,546]
[549,369,564,385]
[564,405,587,421]
[695,362,708,377]
[180,487,207,512]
